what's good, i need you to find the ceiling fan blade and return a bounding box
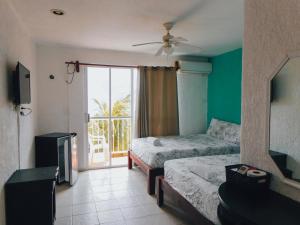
[132,42,163,47]
[172,1,206,24]
[174,42,202,52]
[155,46,164,56]
[170,37,188,42]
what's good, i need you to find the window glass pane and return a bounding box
[88,67,109,117]
[111,68,131,117]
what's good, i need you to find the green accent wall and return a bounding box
[207,48,242,126]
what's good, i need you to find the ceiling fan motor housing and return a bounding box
[163,22,174,31]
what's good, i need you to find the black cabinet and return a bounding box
[5,166,58,225]
[35,133,71,183]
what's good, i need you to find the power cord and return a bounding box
[65,63,76,84]
[15,105,33,170]
[16,106,21,169]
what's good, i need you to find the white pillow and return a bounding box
[146,137,162,146]
[206,118,240,144]
[189,154,240,185]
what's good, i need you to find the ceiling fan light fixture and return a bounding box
[164,46,174,55]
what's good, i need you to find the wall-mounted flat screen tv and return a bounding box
[14,62,31,105]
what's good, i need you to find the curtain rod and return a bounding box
[65,61,177,73]
[65,61,137,72]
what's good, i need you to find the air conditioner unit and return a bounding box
[177,60,212,75]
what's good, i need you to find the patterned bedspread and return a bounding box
[131,134,239,168]
[165,154,240,225]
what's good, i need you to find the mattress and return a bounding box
[131,134,239,168]
[164,154,240,225]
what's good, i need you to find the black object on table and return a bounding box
[225,164,271,195]
[218,182,300,225]
[5,166,58,225]
[35,132,72,183]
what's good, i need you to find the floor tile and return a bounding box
[73,213,100,225]
[125,216,151,225]
[94,192,115,202]
[121,205,148,219]
[136,195,156,205]
[73,203,97,215]
[96,199,120,212]
[98,209,125,223]
[73,194,95,204]
[56,206,73,218]
[116,197,140,208]
[113,190,131,198]
[93,185,112,193]
[101,221,127,225]
[55,216,72,225]
[142,203,164,216]
[126,214,180,225]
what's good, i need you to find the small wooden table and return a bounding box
[5,166,58,225]
[218,182,300,225]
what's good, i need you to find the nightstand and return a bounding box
[5,166,58,225]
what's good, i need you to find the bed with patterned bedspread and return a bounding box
[164,154,240,225]
[131,118,241,168]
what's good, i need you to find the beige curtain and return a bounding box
[136,66,179,137]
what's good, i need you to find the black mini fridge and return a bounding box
[35,132,78,185]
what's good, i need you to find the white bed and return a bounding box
[131,118,240,168]
[164,154,240,225]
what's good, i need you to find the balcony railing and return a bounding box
[88,117,131,155]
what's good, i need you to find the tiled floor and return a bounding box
[55,167,191,225]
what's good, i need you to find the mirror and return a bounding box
[269,56,300,183]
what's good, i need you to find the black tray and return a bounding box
[225,164,271,194]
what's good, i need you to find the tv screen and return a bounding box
[14,62,31,104]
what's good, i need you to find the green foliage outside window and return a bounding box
[88,95,131,153]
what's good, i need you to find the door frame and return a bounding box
[84,66,135,169]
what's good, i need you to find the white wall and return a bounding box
[0,0,38,224]
[177,73,208,135]
[36,44,207,170]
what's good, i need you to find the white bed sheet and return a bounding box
[132,134,239,168]
[164,154,240,225]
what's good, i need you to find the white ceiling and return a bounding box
[11,0,244,56]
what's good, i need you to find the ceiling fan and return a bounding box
[132,22,201,56]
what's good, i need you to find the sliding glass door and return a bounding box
[87,66,136,168]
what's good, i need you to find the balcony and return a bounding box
[88,117,131,167]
